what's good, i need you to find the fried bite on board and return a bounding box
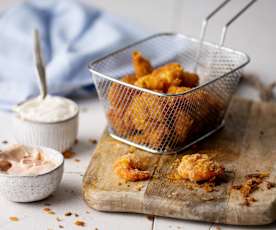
[113,154,151,181]
[132,51,153,78]
[177,153,224,182]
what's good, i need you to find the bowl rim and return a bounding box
[0,145,64,178]
[14,96,79,125]
[88,32,250,98]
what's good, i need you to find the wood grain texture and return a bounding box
[83,97,276,225]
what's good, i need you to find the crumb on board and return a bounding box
[135,183,144,191]
[231,172,274,206]
[2,140,8,144]
[59,225,64,229]
[74,213,79,217]
[64,211,72,216]
[74,158,80,163]
[74,220,85,227]
[9,216,19,222]
[146,215,154,221]
[44,203,51,206]
[62,150,76,159]
[89,139,98,144]
[43,207,51,212]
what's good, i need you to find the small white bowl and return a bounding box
[12,101,79,152]
[0,146,64,202]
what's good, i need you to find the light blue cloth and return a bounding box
[0,0,145,110]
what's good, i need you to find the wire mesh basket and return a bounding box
[89,1,254,154]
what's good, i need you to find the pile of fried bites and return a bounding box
[107,51,224,150]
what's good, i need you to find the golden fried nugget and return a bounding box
[125,93,168,131]
[167,86,191,94]
[128,123,169,149]
[177,153,224,182]
[182,71,199,87]
[113,154,151,181]
[107,108,136,136]
[108,75,137,108]
[134,63,185,92]
[173,109,194,143]
[132,51,153,78]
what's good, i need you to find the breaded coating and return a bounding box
[108,75,137,108]
[128,123,169,149]
[125,94,168,131]
[172,110,194,143]
[182,71,199,88]
[107,108,136,136]
[113,154,151,181]
[134,63,185,92]
[177,153,224,182]
[132,51,153,78]
[167,86,191,94]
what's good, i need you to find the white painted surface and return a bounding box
[0,0,276,229]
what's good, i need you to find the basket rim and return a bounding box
[88,32,250,97]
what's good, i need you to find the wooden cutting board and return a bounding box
[83,97,276,225]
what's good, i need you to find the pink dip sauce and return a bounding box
[0,145,56,176]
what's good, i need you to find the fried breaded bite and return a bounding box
[113,154,151,181]
[107,108,136,136]
[172,110,194,143]
[128,123,169,149]
[182,71,199,88]
[107,74,137,108]
[132,51,153,78]
[125,93,168,131]
[134,63,185,92]
[177,153,224,182]
[167,86,191,94]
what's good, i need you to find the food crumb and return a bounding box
[128,146,136,153]
[74,213,79,217]
[74,158,80,163]
[74,220,85,227]
[146,215,154,221]
[64,211,72,216]
[9,216,19,222]
[89,139,98,144]
[2,140,8,144]
[56,217,62,222]
[63,150,76,159]
[135,183,144,191]
[43,207,51,212]
[59,225,64,229]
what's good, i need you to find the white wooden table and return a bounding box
[0,0,276,229]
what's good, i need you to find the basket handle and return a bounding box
[194,0,258,71]
[219,0,258,46]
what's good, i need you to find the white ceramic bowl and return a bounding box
[0,146,64,202]
[12,103,79,152]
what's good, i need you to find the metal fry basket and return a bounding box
[89,0,256,154]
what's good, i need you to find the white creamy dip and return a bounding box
[0,145,57,176]
[14,96,78,123]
